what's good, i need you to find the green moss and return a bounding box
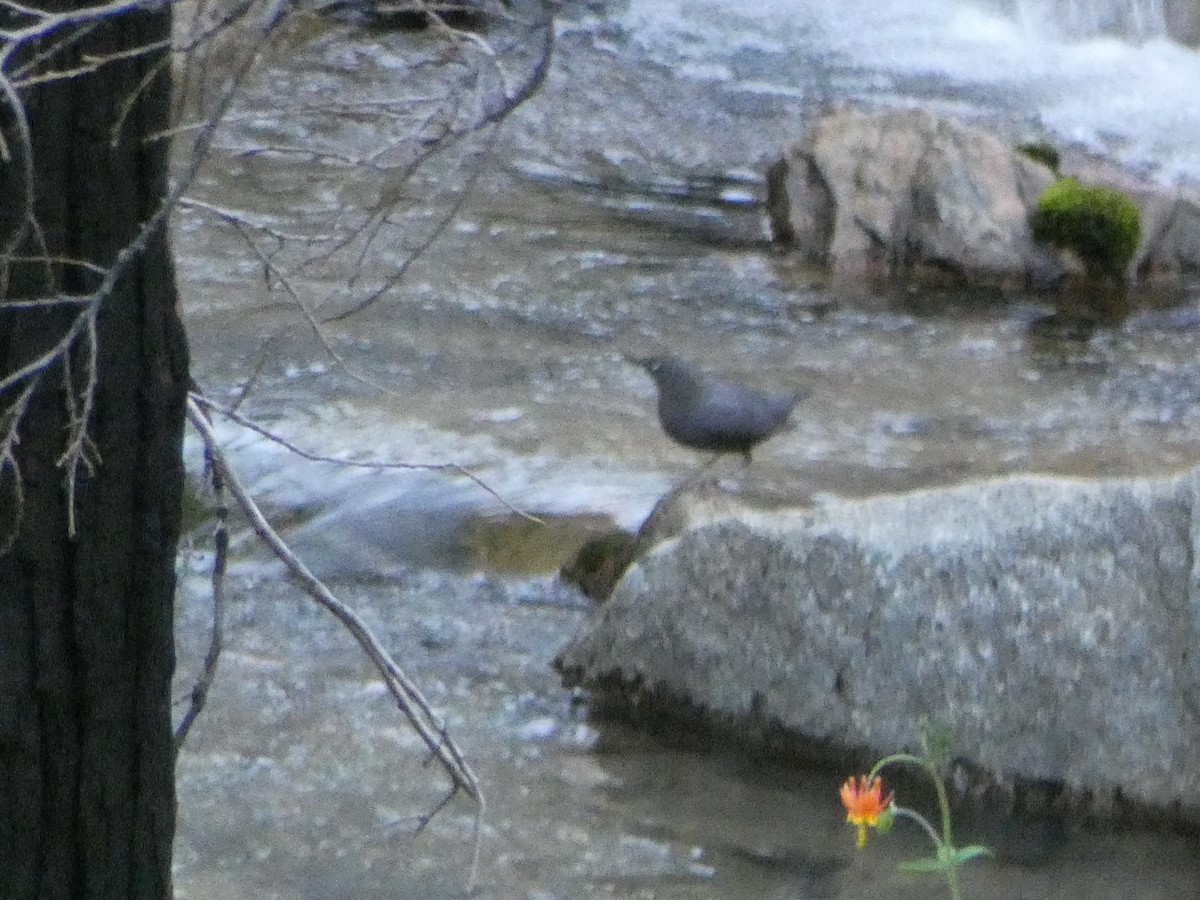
[465,512,620,575]
[1030,177,1141,277]
[1017,140,1061,174]
[559,529,637,602]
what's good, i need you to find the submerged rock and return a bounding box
[559,528,637,602]
[556,470,1200,820]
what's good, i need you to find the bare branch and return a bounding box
[179,196,334,243]
[0,378,34,554]
[112,46,173,146]
[0,303,93,396]
[317,3,557,322]
[0,292,97,308]
[57,307,100,537]
[179,199,394,402]
[191,391,543,523]
[9,38,171,90]
[186,393,486,892]
[456,0,556,128]
[174,407,228,751]
[323,120,503,323]
[0,0,173,59]
[0,68,36,273]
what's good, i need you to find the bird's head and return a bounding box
[626,354,688,387]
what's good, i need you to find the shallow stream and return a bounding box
[174,2,1200,896]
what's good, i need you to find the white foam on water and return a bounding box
[619,0,1200,182]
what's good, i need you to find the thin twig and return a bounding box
[0,303,92,396]
[324,121,502,323]
[319,0,557,323]
[0,68,36,266]
[186,394,486,892]
[10,38,171,89]
[58,306,100,537]
[178,196,334,243]
[174,403,228,751]
[0,378,34,554]
[191,391,542,524]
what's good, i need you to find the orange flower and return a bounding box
[839,775,892,848]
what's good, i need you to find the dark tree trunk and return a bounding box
[0,5,186,900]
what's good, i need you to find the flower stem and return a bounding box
[869,753,964,900]
[890,804,943,846]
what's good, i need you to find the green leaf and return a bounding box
[897,857,950,874]
[950,845,993,866]
[874,806,895,836]
[896,844,992,876]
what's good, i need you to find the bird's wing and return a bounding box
[700,378,796,438]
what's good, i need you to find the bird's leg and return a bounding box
[678,453,723,488]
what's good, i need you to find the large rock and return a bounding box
[556,471,1200,818]
[1163,0,1200,44]
[766,107,1200,286]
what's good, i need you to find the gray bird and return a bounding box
[631,354,806,463]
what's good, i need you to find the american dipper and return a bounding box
[631,354,805,462]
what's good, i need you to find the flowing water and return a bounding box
[174,1,1200,896]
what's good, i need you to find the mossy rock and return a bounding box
[1030,177,1141,277]
[559,529,638,602]
[1017,140,1061,174]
